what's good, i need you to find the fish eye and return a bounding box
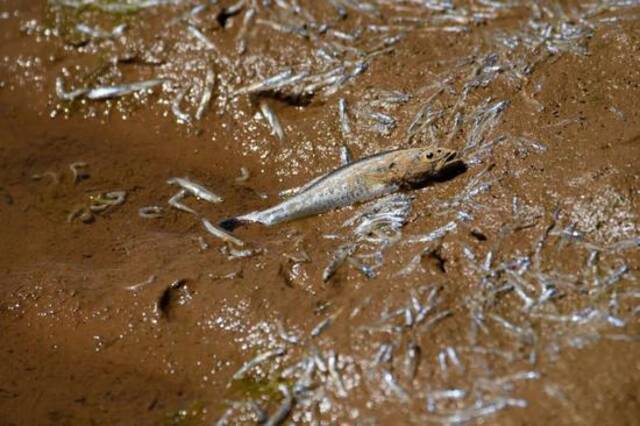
[426,152,433,159]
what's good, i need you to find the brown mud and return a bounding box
[0,1,639,425]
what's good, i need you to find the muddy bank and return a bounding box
[1,1,639,425]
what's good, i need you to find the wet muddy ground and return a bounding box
[1,1,639,425]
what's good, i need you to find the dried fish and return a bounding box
[404,341,421,379]
[406,221,457,243]
[312,349,328,372]
[264,384,292,426]
[463,99,509,156]
[327,351,348,398]
[366,111,396,135]
[510,278,535,310]
[55,77,88,101]
[69,161,89,182]
[53,0,182,13]
[76,23,126,39]
[232,347,286,380]
[347,193,412,243]
[372,343,393,365]
[603,264,629,286]
[67,206,93,223]
[445,347,464,372]
[167,177,222,203]
[338,98,351,137]
[381,369,409,401]
[418,310,451,331]
[437,351,448,374]
[194,236,209,251]
[208,270,242,281]
[426,389,466,412]
[492,371,540,385]
[171,86,191,123]
[89,191,126,212]
[187,25,216,50]
[168,189,196,215]
[195,69,215,120]
[138,206,164,219]
[403,307,414,327]
[169,3,208,25]
[311,309,342,337]
[125,274,157,292]
[235,7,256,54]
[259,99,286,142]
[32,171,60,184]
[608,237,640,251]
[221,147,460,230]
[235,167,250,183]
[310,318,330,338]
[256,18,310,38]
[222,245,259,259]
[489,313,529,338]
[276,321,300,345]
[323,243,356,282]
[86,79,164,100]
[425,397,526,423]
[202,218,245,247]
[232,69,307,97]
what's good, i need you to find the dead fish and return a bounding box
[86,79,165,100]
[220,147,461,231]
[167,177,222,203]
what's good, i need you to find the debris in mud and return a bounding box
[208,270,243,282]
[203,218,245,247]
[155,278,191,319]
[138,205,164,218]
[67,190,126,223]
[125,274,157,292]
[167,177,222,204]
[231,347,286,381]
[69,161,89,183]
[67,205,94,223]
[322,243,356,283]
[88,191,126,212]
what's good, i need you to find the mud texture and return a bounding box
[1,1,639,425]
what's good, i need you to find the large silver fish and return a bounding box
[220,146,461,231]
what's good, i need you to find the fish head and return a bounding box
[408,146,460,177]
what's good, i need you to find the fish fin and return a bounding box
[219,217,244,232]
[340,144,353,165]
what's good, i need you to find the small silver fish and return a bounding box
[86,79,164,100]
[167,177,222,203]
[259,99,286,142]
[220,147,461,231]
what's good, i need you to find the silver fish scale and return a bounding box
[247,181,367,225]
[229,148,455,228]
[243,178,396,226]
